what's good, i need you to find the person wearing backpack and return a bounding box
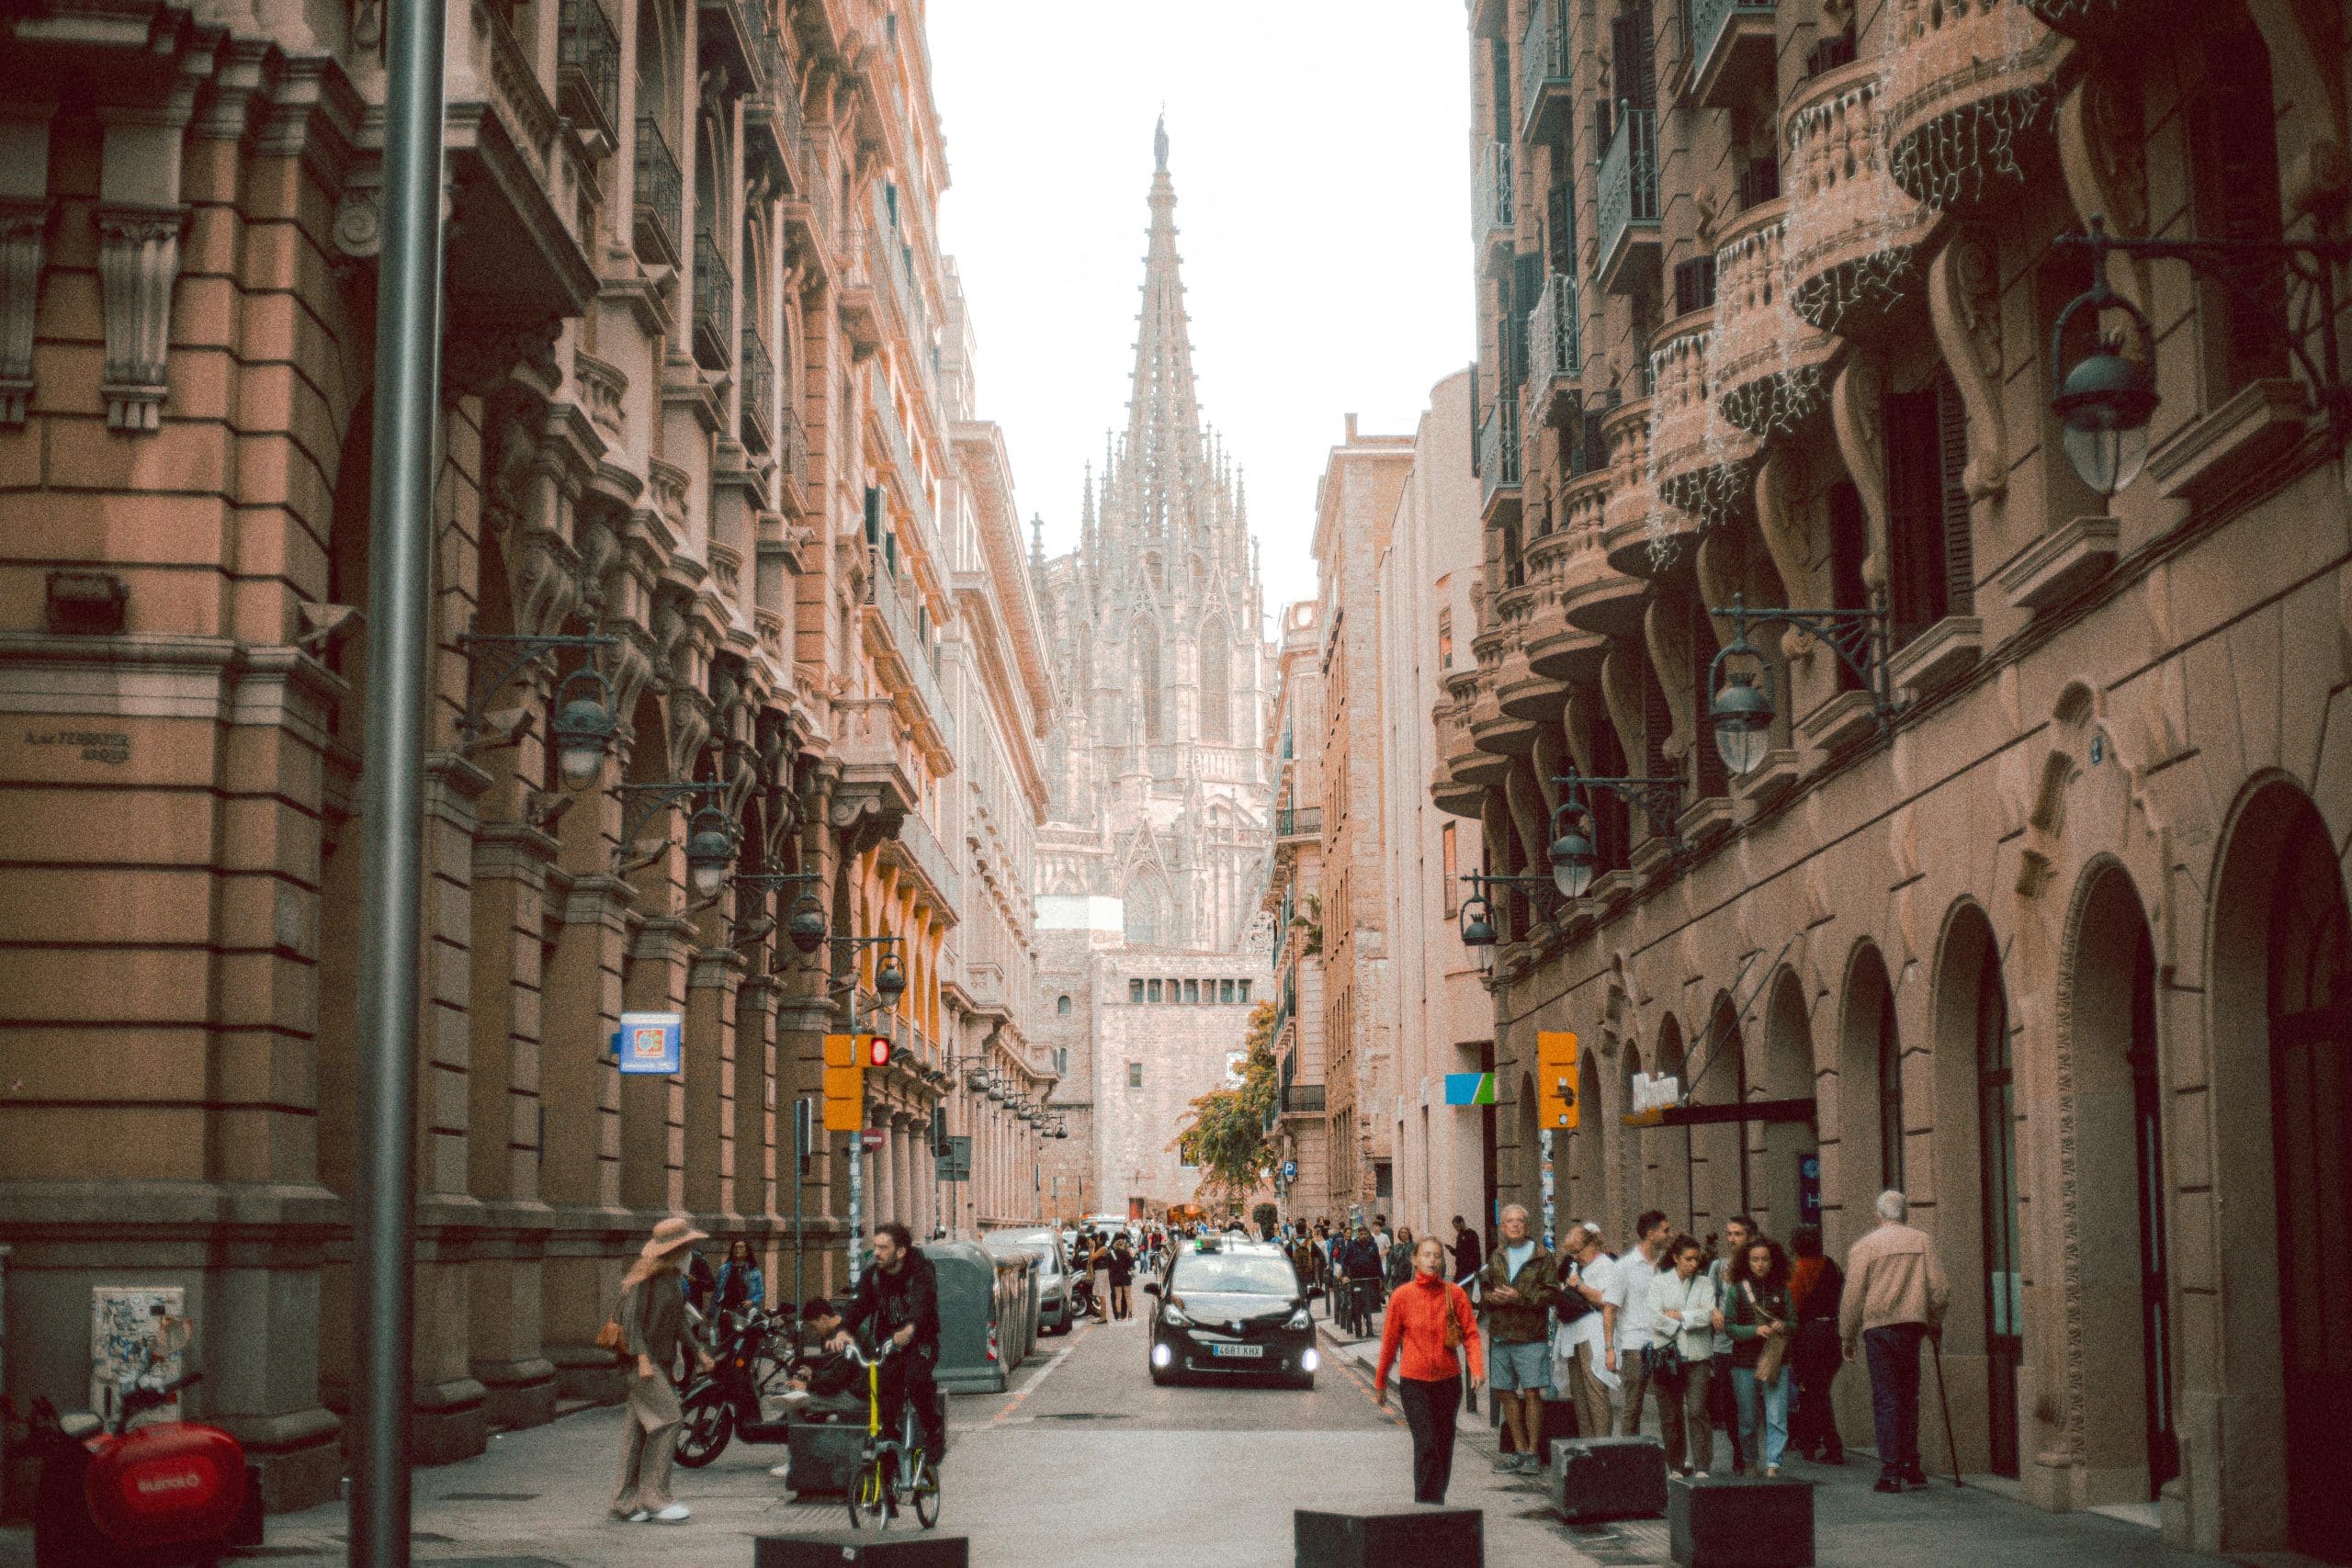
[1374,1235,1487,1504]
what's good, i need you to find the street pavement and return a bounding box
[0,1306,2285,1566]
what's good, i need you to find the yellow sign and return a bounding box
[1537,1030,1579,1130]
[821,1034,865,1132]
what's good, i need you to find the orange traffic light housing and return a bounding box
[821,1033,864,1132]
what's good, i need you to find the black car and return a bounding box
[1144,1240,1321,1388]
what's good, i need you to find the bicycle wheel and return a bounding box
[672,1386,733,1468]
[845,1453,890,1531]
[908,1451,941,1529]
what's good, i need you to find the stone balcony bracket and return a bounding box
[2145,378,2313,511]
[0,198,52,425]
[1996,515,2120,613]
[1796,685,1884,761]
[1677,795,1735,849]
[96,203,186,433]
[1733,748,1802,818]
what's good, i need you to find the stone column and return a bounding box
[683,940,745,1222]
[734,972,780,1268]
[622,912,695,1218]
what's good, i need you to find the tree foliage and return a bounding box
[1171,999,1279,1200]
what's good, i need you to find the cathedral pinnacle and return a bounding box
[1155,111,1168,172]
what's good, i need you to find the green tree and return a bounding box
[1172,1000,1279,1199]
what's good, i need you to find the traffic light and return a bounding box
[864,1032,892,1069]
[821,1033,864,1133]
[1536,1029,1580,1130]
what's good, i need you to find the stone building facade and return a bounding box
[1309,417,1414,1215]
[1372,368,1490,1243]
[0,0,1013,1511]
[1444,0,2351,1558]
[1262,599,1331,1216]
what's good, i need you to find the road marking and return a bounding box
[988,1323,1091,1427]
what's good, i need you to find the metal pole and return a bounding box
[846,984,862,1289]
[792,1103,805,1314]
[352,0,447,1559]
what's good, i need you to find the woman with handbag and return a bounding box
[606,1215,714,1524]
[1649,1235,1720,1477]
[1725,1236,1795,1477]
[1374,1235,1486,1505]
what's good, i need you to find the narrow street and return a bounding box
[0,1311,2245,1568]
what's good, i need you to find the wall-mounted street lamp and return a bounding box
[2050,215,2352,495]
[457,629,620,784]
[1704,592,1895,776]
[614,779,734,889]
[1454,871,1562,973]
[1549,769,1689,886]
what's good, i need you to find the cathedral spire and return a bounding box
[1126,121,1206,502]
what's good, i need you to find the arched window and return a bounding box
[1057,994,1071,1016]
[1200,618,1230,742]
[1135,618,1163,741]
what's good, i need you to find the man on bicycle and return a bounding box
[829,1223,944,1464]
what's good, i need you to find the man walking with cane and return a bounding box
[1840,1190,1951,1492]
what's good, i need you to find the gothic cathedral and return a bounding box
[1034,122,1272,956]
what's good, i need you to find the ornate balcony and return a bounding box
[633,112,683,268]
[1523,520,1606,682]
[1597,396,1668,578]
[435,0,597,341]
[1276,807,1322,842]
[1477,141,1515,255]
[557,0,621,149]
[1690,0,1775,111]
[739,324,774,452]
[776,403,810,516]
[864,561,956,762]
[1597,107,1660,296]
[1467,649,1541,758]
[1555,471,1646,637]
[1781,60,1934,339]
[1646,322,1757,538]
[1479,397,1521,525]
[692,230,732,372]
[1526,270,1582,428]
[1884,0,2065,216]
[883,806,961,929]
[1494,585,1568,722]
[1708,205,1838,439]
[1433,670,1508,802]
[1520,0,1573,142]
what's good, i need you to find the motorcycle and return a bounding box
[28,1371,261,1568]
[674,1306,852,1468]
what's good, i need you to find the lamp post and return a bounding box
[1549,769,1690,874]
[455,630,620,784]
[2048,214,2352,495]
[1702,592,1895,777]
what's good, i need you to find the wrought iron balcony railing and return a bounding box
[739,324,774,451]
[1479,398,1521,507]
[1528,270,1582,387]
[1597,106,1659,287]
[1519,0,1571,141]
[692,229,732,372]
[1283,1084,1327,1115]
[1478,141,1514,242]
[557,0,620,143]
[1276,807,1321,840]
[633,111,682,266]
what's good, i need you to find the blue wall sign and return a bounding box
[616,1011,683,1076]
[1798,1152,1823,1226]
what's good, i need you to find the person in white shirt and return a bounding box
[1553,1224,1619,1437]
[1651,1234,1723,1477]
[1609,1210,1673,1436]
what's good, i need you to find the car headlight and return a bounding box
[1161,1304,1190,1327]
[1286,1308,1312,1330]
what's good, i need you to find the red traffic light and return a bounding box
[864,1034,892,1069]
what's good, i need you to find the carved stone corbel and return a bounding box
[1752,447,1814,611]
[0,200,51,425]
[1599,638,1647,772]
[1928,227,2008,502]
[1829,356,1890,597]
[1642,596,1695,766]
[96,205,186,432]
[2057,71,2152,315]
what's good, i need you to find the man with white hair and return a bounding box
[1839,1190,1951,1492]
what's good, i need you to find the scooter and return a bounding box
[28,1371,261,1568]
[674,1306,858,1468]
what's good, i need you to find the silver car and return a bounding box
[983,1227,1074,1335]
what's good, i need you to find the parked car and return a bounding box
[983,1227,1074,1335]
[1144,1238,1321,1389]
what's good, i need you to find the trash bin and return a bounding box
[919,1242,1011,1393]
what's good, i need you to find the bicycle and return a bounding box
[841,1340,941,1531]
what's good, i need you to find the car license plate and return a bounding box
[1210,1343,1263,1359]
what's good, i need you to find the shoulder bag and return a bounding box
[1746,1280,1786,1386]
[1442,1285,1467,1350]
[595,1280,632,1356]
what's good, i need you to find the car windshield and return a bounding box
[986,1232,1059,1263]
[1170,1255,1299,1296]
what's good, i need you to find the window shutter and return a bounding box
[1643,653,1673,779]
[1936,370,1975,617]
[2186,27,2287,395]
[1548,181,1578,274]
[1512,254,1543,390]
[1882,384,1947,644]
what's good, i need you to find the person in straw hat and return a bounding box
[610,1213,713,1523]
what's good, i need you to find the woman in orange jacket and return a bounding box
[1375,1235,1487,1504]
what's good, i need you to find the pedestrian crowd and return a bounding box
[1359,1190,1948,1506]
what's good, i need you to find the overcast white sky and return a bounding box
[926,1,1475,621]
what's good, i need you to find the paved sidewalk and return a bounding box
[1320,1325,2258,1568]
